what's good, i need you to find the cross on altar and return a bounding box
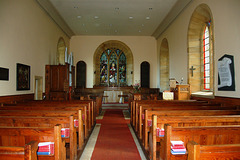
[190,66,196,77]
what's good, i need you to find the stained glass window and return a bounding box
[100,53,108,84]
[119,53,126,85]
[100,48,127,86]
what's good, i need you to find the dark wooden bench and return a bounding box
[149,115,240,160]
[131,99,214,128]
[0,115,78,160]
[0,141,38,160]
[162,124,240,160]
[142,109,240,149]
[17,100,95,128]
[187,141,240,160]
[0,124,66,160]
[135,103,233,136]
[0,109,87,158]
[0,106,88,138]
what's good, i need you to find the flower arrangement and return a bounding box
[133,80,141,93]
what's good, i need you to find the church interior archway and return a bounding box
[93,40,133,87]
[188,4,214,93]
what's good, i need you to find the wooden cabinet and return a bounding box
[45,64,75,100]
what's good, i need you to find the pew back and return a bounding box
[142,110,240,150]
[164,125,240,160]
[0,141,38,160]
[0,124,66,160]
[187,141,240,160]
[0,115,78,160]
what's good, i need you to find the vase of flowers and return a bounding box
[133,81,140,93]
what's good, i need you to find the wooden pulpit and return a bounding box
[173,84,190,100]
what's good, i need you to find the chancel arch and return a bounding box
[56,37,66,65]
[141,61,150,88]
[93,40,133,86]
[160,38,169,91]
[188,4,214,94]
[76,61,86,88]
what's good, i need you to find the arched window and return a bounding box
[203,22,211,90]
[100,48,127,86]
[188,4,214,95]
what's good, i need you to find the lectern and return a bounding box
[173,84,190,100]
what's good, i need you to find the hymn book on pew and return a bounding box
[61,128,70,138]
[170,141,186,155]
[156,128,164,137]
[37,142,54,155]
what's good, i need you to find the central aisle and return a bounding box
[90,109,142,160]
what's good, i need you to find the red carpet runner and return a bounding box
[91,109,141,160]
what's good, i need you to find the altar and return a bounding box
[103,90,124,103]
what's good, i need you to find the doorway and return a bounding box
[34,76,43,100]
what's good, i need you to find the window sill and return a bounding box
[191,91,214,99]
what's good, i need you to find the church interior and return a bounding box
[0,0,240,160]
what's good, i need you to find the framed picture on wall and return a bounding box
[16,63,30,90]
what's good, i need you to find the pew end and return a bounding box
[187,141,240,160]
[0,141,38,160]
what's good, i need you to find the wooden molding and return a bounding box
[0,94,34,105]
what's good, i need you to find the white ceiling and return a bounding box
[37,0,192,37]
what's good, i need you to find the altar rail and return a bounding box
[74,87,160,98]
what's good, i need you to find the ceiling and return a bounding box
[36,0,192,38]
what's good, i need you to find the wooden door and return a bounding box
[141,61,150,88]
[76,61,86,88]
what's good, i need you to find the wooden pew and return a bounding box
[162,125,240,160]
[135,103,232,136]
[132,100,216,129]
[187,141,240,160]
[0,106,88,139]
[15,100,95,128]
[0,141,38,160]
[150,115,240,160]
[0,115,79,160]
[142,110,240,150]
[95,96,102,115]
[0,109,87,159]
[0,124,66,160]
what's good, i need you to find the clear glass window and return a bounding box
[203,24,210,90]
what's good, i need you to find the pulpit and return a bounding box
[173,84,191,100]
[45,64,75,100]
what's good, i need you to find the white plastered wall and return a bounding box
[0,0,70,96]
[70,36,157,88]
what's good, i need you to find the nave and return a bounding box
[80,104,146,160]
